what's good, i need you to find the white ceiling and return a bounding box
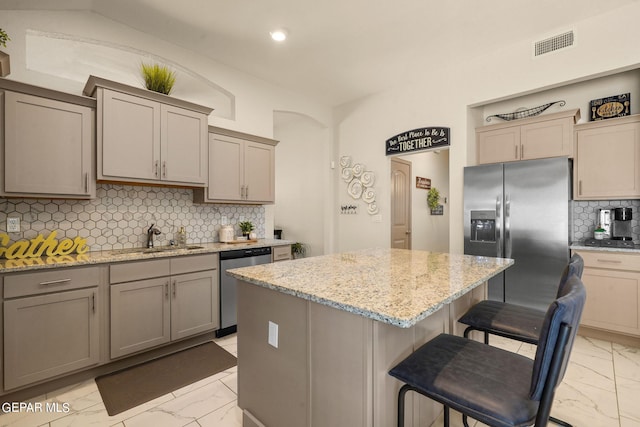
[1,0,637,106]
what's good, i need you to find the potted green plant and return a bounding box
[140,62,176,95]
[0,27,11,77]
[427,187,440,211]
[291,242,306,259]
[238,221,255,239]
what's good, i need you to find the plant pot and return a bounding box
[0,50,10,77]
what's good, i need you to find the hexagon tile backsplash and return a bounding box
[0,184,265,252]
[572,199,640,242]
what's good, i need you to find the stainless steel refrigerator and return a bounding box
[463,157,571,310]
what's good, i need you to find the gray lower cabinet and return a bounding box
[110,277,171,359]
[109,254,219,359]
[3,271,100,390]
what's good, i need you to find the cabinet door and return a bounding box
[520,117,573,160]
[476,127,520,164]
[101,89,161,182]
[208,133,243,201]
[171,270,219,340]
[580,268,640,336]
[161,105,207,185]
[3,91,93,198]
[244,141,275,203]
[4,288,100,390]
[574,121,640,199]
[110,277,171,359]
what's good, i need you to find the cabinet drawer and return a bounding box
[4,266,101,299]
[171,253,218,275]
[110,259,171,284]
[273,245,292,262]
[576,250,640,272]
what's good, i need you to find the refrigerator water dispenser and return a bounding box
[470,210,496,243]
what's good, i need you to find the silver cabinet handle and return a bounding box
[245,185,249,199]
[579,180,582,196]
[515,145,518,159]
[165,281,169,298]
[162,161,167,178]
[155,161,160,178]
[596,259,622,264]
[172,280,177,297]
[85,173,89,193]
[92,292,96,313]
[39,278,71,286]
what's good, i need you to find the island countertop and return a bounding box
[227,247,513,328]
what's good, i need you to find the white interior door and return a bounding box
[390,158,412,249]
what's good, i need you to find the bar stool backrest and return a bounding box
[529,275,586,400]
[555,253,584,298]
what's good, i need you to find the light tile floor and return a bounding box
[0,333,638,427]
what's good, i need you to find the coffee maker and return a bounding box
[611,207,633,241]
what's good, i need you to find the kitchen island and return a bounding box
[227,248,513,427]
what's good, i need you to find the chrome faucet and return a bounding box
[146,224,161,248]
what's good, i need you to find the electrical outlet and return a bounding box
[268,321,279,348]
[7,217,20,233]
[221,216,228,225]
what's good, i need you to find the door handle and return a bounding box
[504,194,511,258]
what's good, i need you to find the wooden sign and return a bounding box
[386,127,450,155]
[0,231,89,259]
[590,93,630,121]
[416,177,431,189]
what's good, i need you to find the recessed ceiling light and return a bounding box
[270,29,288,42]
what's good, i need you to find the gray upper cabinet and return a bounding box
[193,127,278,204]
[84,76,212,187]
[0,82,96,199]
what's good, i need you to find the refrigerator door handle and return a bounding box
[505,193,512,258]
[495,196,502,257]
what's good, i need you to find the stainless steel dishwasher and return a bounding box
[217,246,272,337]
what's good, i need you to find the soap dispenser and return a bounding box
[177,226,187,247]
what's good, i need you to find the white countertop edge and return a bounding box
[570,243,640,253]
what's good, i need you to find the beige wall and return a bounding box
[333,2,640,254]
[3,5,640,254]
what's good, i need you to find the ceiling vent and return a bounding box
[534,31,574,57]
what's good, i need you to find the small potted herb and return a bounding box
[140,63,176,95]
[291,242,307,259]
[238,221,255,239]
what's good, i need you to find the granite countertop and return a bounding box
[570,243,640,253]
[227,247,513,328]
[0,239,293,273]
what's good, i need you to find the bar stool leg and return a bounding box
[397,384,411,427]
[549,415,573,427]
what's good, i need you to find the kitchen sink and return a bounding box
[110,245,204,255]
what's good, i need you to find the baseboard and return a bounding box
[578,325,640,348]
